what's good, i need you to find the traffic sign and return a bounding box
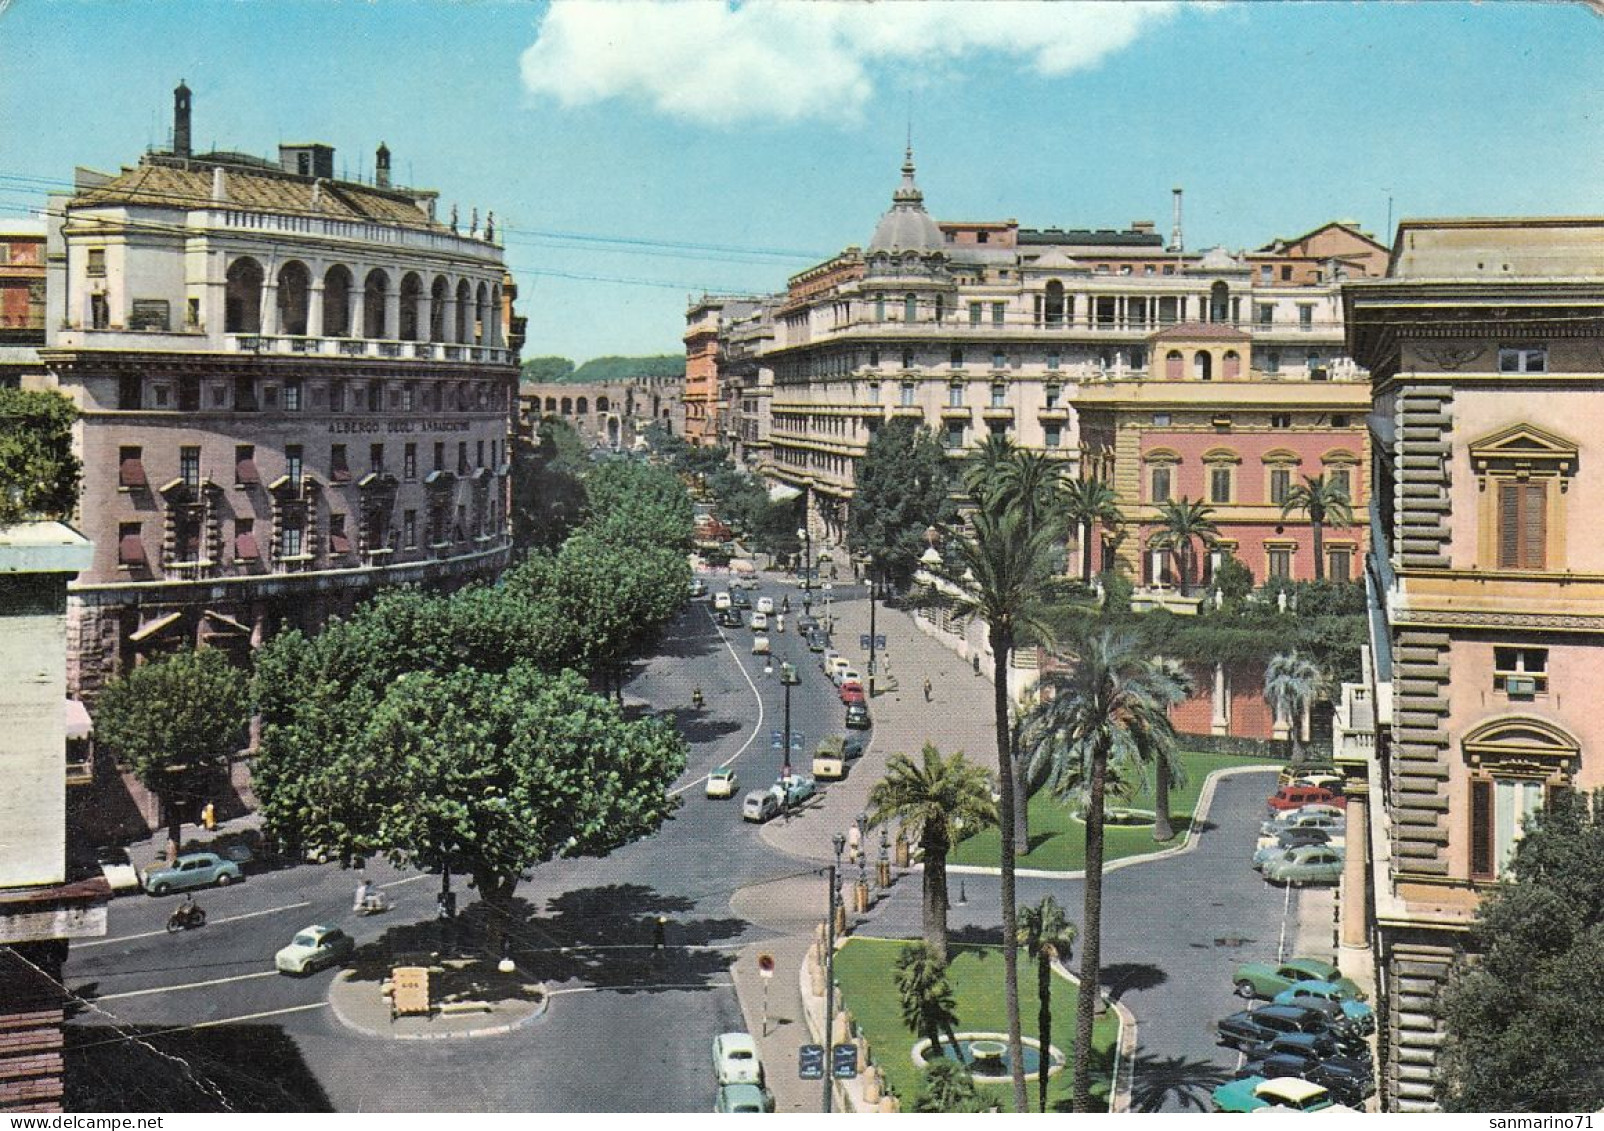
[859,633,870,649]
[790,732,805,751]
[798,1045,825,1080]
[757,953,775,979]
[831,1042,859,1079]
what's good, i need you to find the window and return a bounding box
[235,445,259,486]
[900,383,916,408]
[1210,467,1233,504]
[1271,413,1292,429]
[1326,547,1352,582]
[948,383,965,409]
[1265,350,1281,374]
[1494,647,1548,696]
[330,381,345,412]
[212,384,227,407]
[1298,305,1314,330]
[433,441,445,472]
[1045,385,1061,409]
[1045,424,1062,448]
[904,294,918,322]
[868,348,881,368]
[874,296,885,322]
[1470,778,1545,880]
[1497,481,1547,569]
[370,443,385,475]
[285,444,303,485]
[1150,466,1172,503]
[279,520,305,559]
[1270,468,1292,505]
[1281,265,1293,281]
[328,514,351,556]
[118,522,145,567]
[1499,346,1548,373]
[992,350,1006,371]
[188,297,201,327]
[1328,467,1352,499]
[1260,265,1272,283]
[283,379,302,412]
[89,292,109,329]
[329,444,349,483]
[1268,547,1292,578]
[992,302,1005,327]
[234,518,259,563]
[367,381,383,412]
[1047,350,1060,372]
[1331,414,1350,428]
[969,303,982,327]
[476,440,484,468]
[403,443,417,480]
[902,348,915,370]
[457,441,469,475]
[261,385,277,409]
[944,422,964,450]
[1152,412,1171,427]
[180,446,201,490]
[118,446,146,489]
[86,248,106,277]
[990,384,1007,409]
[950,347,964,369]
[403,510,417,549]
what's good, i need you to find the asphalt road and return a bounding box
[64,574,855,1113]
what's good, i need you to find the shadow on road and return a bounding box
[1127,1049,1235,1113]
[1101,961,1168,1002]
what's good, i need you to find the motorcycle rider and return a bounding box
[175,892,200,927]
[692,686,705,709]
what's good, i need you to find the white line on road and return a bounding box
[379,874,431,889]
[77,900,313,947]
[188,1002,328,1028]
[670,603,767,797]
[93,970,280,1001]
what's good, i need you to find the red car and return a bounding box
[1267,785,1346,812]
[840,682,866,705]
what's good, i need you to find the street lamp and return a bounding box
[877,825,891,889]
[824,832,846,1115]
[781,652,794,780]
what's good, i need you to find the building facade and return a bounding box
[707,151,1379,582]
[0,221,47,389]
[519,374,682,449]
[1342,217,1604,1111]
[32,84,518,699]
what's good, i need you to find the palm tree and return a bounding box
[1025,629,1192,1112]
[962,432,1019,504]
[1280,474,1354,582]
[1150,496,1220,595]
[867,744,996,961]
[997,447,1067,537]
[1017,896,1077,1113]
[914,1059,984,1113]
[1263,651,1327,768]
[895,943,962,1059]
[931,499,1067,1113]
[1064,476,1124,585]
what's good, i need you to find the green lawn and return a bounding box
[832,937,1119,1112]
[950,751,1272,872]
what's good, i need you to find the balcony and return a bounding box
[981,405,1015,422]
[1037,406,1070,421]
[224,334,513,366]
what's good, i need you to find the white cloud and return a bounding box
[519,0,1183,127]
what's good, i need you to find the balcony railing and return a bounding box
[224,334,512,365]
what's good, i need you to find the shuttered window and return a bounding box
[1497,481,1547,569]
[1470,779,1494,880]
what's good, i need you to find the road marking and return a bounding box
[76,900,313,947]
[670,602,767,797]
[93,970,280,1001]
[547,981,736,997]
[188,1002,328,1028]
[379,874,430,889]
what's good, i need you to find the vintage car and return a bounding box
[1233,957,1365,1002]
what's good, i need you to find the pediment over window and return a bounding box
[1469,423,1578,479]
[1144,447,1182,465]
[1261,448,1302,466]
[1463,714,1580,777]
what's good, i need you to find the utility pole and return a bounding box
[824,832,844,1114]
[867,562,878,695]
[782,659,793,780]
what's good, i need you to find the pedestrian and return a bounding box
[354,876,372,913]
[653,915,667,953]
[201,801,216,831]
[923,677,933,703]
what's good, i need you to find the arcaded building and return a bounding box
[35,85,518,698]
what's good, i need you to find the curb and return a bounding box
[325,969,551,1041]
[944,764,1283,880]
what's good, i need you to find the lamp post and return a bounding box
[877,825,891,888]
[867,559,879,695]
[781,652,794,780]
[824,832,845,1115]
[798,525,813,614]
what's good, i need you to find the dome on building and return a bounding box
[869,148,945,254]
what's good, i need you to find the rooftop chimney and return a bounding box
[1169,187,1184,253]
[173,80,192,159]
[375,142,391,188]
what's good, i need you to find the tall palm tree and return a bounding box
[1151,496,1220,595]
[1263,651,1326,768]
[1017,895,1077,1113]
[914,1059,984,1113]
[997,446,1067,537]
[962,432,1019,504]
[1280,474,1354,582]
[1025,629,1192,1112]
[895,943,963,1059]
[930,500,1066,1111]
[867,744,996,961]
[1064,476,1124,585]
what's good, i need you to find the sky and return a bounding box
[1,0,1601,364]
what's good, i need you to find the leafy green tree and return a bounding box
[512,417,588,550]
[1280,474,1354,582]
[867,744,996,961]
[256,663,686,948]
[895,943,962,1059]
[550,529,690,697]
[1151,497,1220,596]
[1025,629,1191,1112]
[94,649,250,862]
[1210,553,1255,608]
[1440,790,1604,1112]
[0,387,80,525]
[584,458,695,553]
[518,355,576,384]
[569,354,685,383]
[1063,476,1124,585]
[1263,651,1326,768]
[1017,895,1077,1113]
[913,1058,985,1113]
[847,418,955,589]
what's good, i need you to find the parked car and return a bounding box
[752,635,771,655]
[1216,1004,1335,1051]
[713,1032,764,1085]
[274,924,356,975]
[1212,1075,1337,1114]
[1253,828,1341,869]
[812,737,847,781]
[806,631,827,653]
[690,578,708,599]
[1268,784,1346,812]
[1239,1054,1375,1108]
[750,611,769,632]
[1279,763,1340,787]
[820,649,842,673]
[714,591,732,611]
[1263,845,1345,886]
[1234,957,1365,1002]
[1243,1028,1370,1066]
[1261,809,1345,838]
[1293,772,1344,792]
[842,735,867,761]
[742,790,781,823]
[832,666,861,688]
[771,774,817,808]
[143,852,241,895]
[756,596,775,615]
[840,683,866,706]
[706,767,739,799]
[714,1083,775,1113]
[1273,981,1376,1035]
[844,702,871,730]
[96,846,141,894]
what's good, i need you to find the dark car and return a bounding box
[731,590,752,611]
[796,615,820,634]
[1241,1052,1375,1107]
[842,735,867,761]
[717,608,744,628]
[1271,994,1368,1040]
[844,702,871,730]
[1244,1029,1369,1066]
[806,631,827,653]
[1216,1004,1334,1051]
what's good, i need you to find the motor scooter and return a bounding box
[166,902,206,932]
[357,890,391,916]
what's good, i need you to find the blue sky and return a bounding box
[2,1,1601,363]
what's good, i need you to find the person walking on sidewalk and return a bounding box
[923,677,933,702]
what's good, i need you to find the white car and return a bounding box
[274,924,356,975]
[821,648,841,673]
[756,596,775,615]
[713,591,732,611]
[827,656,852,681]
[706,766,738,799]
[95,846,142,894]
[750,611,769,632]
[833,666,861,688]
[713,1032,764,1085]
[752,635,771,655]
